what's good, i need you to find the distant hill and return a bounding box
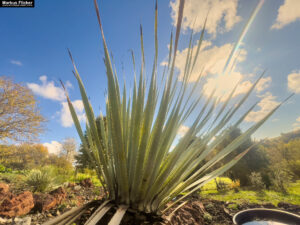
[263,129,300,143]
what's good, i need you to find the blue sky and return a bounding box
[1,0,300,153]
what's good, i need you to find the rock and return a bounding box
[49,187,66,204]
[0,191,34,217]
[14,217,22,222]
[203,212,212,222]
[14,216,31,225]
[74,185,81,191]
[0,183,9,195]
[33,194,57,212]
[62,182,69,188]
[277,202,290,209]
[0,183,10,202]
[0,217,12,224]
[67,182,75,188]
[33,187,66,212]
[79,178,93,188]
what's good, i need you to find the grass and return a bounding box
[201,177,233,191]
[200,178,300,206]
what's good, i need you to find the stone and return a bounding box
[0,191,34,217]
[0,183,9,195]
[277,202,290,209]
[74,185,81,191]
[33,194,56,212]
[67,182,75,188]
[79,178,93,188]
[0,217,12,224]
[33,187,66,212]
[62,182,69,188]
[14,216,31,225]
[0,183,10,202]
[49,187,66,204]
[203,212,212,222]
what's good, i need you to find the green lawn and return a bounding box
[200,178,300,206]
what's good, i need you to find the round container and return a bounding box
[233,208,300,225]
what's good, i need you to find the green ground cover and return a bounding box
[200,178,300,206]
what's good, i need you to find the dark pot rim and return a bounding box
[233,208,300,225]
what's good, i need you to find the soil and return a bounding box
[70,196,300,225]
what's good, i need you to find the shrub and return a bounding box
[49,165,74,184]
[261,172,272,189]
[270,165,292,194]
[26,167,56,192]
[215,178,228,192]
[0,164,6,173]
[229,180,240,192]
[249,172,265,191]
[288,160,300,180]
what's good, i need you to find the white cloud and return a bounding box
[292,123,300,130]
[203,71,253,102]
[245,92,279,123]
[27,76,67,101]
[172,39,273,103]
[175,42,247,82]
[60,100,86,127]
[43,141,62,155]
[10,60,22,66]
[271,0,300,29]
[65,81,73,89]
[177,125,190,137]
[170,0,241,36]
[256,76,272,93]
[288,70,300,93]
[293,116,300,131]
[172,40,269,102]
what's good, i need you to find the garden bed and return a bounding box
[40,196,300,225]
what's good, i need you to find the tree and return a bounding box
[75,117,106,170]
[0,76,45,142]
[0,143,73,170]
[0,144,49,170]
[261,136,300,180]
[60,138,77,165]
[75,136,93,170]
[214,127,269,186]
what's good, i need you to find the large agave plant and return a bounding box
[46,0,292,224]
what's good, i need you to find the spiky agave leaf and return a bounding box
[46,0,292,224]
